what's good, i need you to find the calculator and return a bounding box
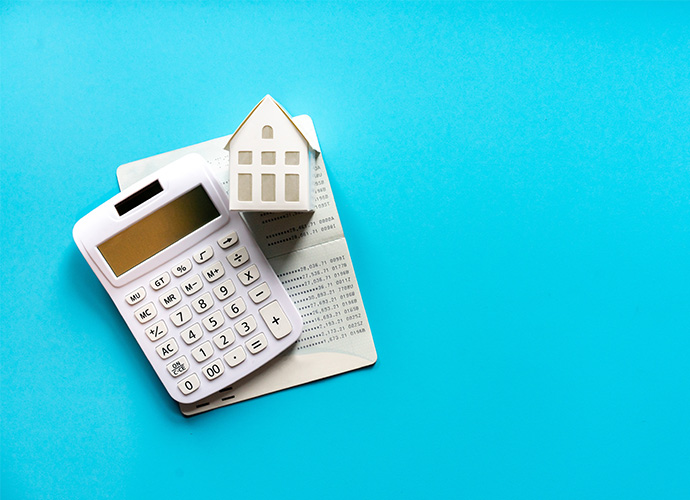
[73,154,302,404]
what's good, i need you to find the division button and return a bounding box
[227,246,249,268]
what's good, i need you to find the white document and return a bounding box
[117,116,377,415]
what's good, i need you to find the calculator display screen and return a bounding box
[98,185,220,277]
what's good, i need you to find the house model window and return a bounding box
[225,95,320,212]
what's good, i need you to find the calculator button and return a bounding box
[181,274,203,296]
[202,358,224,380]
[170,305,192,327]
[134,302,158,324]
[224,297,246,319]
[227,246,249,268]
[246,333,268,355]
[180,323,203,345]
[234,315,257,337]
[191,341,214,363]
[178,373,200,395]
[155,338,178,360]
[158,287,182,309]
[237,264,260,286]
[150,272,171,291]
[213,329,235,349]
[125,287,146,305]
[145,320,168,342]
[224,346,246,368]
[259,301,293,339]
[213,279,236,301]
[166,355,189,378]
[192,292,214,314]
[202,310,225,332]
[217,231,238,249]
[248,282,271,304]
[203,261,225,283]
[172,258,192,278]
[193,245,214,264]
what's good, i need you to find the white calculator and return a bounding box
[73,154,302,404]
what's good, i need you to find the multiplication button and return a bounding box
[237,264,260,286]
[178,373,200,395]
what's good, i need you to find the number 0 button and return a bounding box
[178,373,200,395]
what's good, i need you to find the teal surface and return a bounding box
[2,2,690,498]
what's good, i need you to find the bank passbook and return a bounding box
[73,154,303,404]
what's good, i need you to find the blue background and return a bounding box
[2,1,690,498]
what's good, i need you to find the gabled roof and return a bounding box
[223,95,320,154]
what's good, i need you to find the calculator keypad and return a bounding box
[127,231,296,399]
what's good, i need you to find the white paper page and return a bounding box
[117,116,377,415]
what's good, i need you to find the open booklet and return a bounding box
[117,116,377,415]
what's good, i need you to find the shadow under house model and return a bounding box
[224,95,320,212]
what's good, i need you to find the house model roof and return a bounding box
[223,95,321,154]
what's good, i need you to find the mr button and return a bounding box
[259,301,292,339]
